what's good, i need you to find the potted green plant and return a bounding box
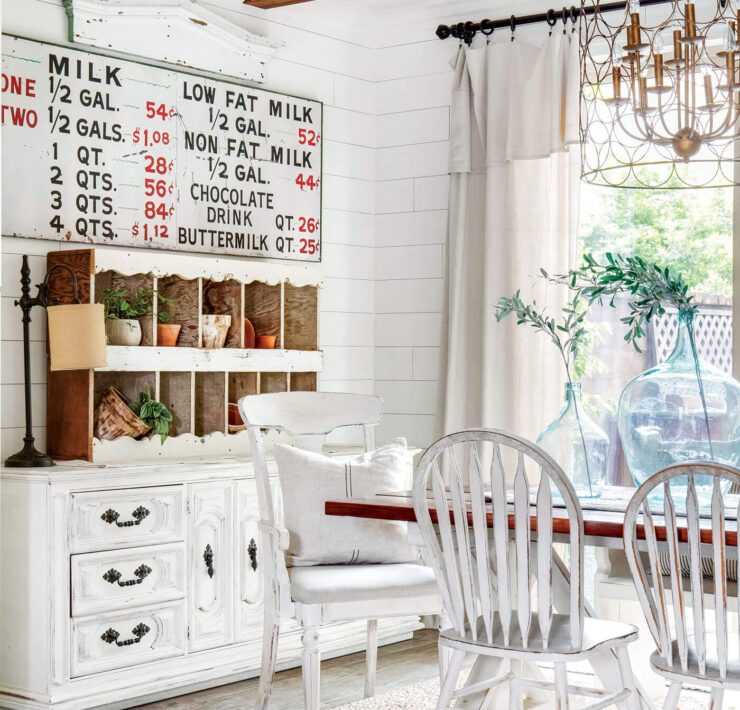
[562,253,740,501]
[102,286,151,346]
[155,293,181,347]
[495,289,608,499]
[129,384,173,444]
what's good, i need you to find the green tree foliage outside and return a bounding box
[579,183,733,296]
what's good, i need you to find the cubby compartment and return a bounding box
[228,372,258,402]
[195,372,226,436]
[157,275,199,347]
[95,271,155,346]
[290,372,317,392]
[160,372,193,437]
[93,371,157,413]
[245,282,281,348]
[260,372,288,394]
[203,279,242,348]
[284,285,318,351]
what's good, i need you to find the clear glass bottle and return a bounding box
[537,382,609,499]
[618,309,740,506]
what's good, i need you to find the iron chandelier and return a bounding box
[581,0,740,188]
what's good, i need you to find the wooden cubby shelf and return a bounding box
[46,248,323,463]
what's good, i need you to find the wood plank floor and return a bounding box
[137,630,440,710]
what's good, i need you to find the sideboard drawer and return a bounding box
[71,486,184,552]
[71,543,186,617]
[71,601,186,677]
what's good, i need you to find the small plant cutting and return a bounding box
[495,288,599,496]
[102,286,152,323]
[103,287,177,346]
[129,385,173,444]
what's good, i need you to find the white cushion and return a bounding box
[289,563,440,605]
[275,440,419,567]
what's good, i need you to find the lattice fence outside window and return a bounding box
[649,294,733,374]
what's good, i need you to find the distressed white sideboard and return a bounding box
[0,456,421,710]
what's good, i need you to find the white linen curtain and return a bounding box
[443,32,581,441]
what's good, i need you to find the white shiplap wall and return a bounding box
[1,1,456,453]
[372,37,457,446]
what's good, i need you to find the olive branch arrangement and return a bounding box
[495,288,595,496]
[557,252,713,459]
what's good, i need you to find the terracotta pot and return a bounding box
[255,334,277,349]
[106,318,142,346]
[95,387,151,441]
[157,323,181,347]
[244,318,256,349]
[202,314,231,349]
[228,403,246,433]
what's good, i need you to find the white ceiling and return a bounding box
[239,0,553,46]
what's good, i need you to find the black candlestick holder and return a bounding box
[5,255,81,468]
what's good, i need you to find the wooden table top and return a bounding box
[325,488,740,548]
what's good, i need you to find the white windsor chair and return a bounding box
[413,429,640,710]
[623,462,740,710]
[239,391,443,710]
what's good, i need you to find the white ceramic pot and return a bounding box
[106,318,142,346]
[202,314,231,349]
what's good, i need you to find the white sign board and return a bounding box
[1,35,323,262]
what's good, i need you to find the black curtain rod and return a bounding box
[435,0,678,44]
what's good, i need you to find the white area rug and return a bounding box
[335,674,716,709]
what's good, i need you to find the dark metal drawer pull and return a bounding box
[100,506,150,528]
[103,564,152,587]
[248,538,258,572]
[101,622,150,647]
[203,544,214,578]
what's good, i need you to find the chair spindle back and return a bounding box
[623,462,740,678]
[413,429,585,649]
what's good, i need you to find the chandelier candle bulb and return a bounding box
[703,70,714,108]
[684,1,698,42]
[666,26,684,67]
[613,66,623,100]
[654,53,665,88]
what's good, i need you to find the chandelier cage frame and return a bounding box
[580,0,740,189]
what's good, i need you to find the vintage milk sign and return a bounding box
[1,35,323,262]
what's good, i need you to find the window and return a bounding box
[577,179,734,484]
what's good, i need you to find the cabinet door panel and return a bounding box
[236,479,264,642]
[188,481,233,651]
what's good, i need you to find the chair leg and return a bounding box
[508,659,523,710]
[364,619,378,698]
[302,626,321,710]
[662,682,681,710]
[554,663,569,710]
[255,591,280,710]
[438,614,451,682]
[710,688,724,710]
[614,645,640,710]
[436,647,465,710]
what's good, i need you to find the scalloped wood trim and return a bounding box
[66,0,282,83]
[94,248,323,287]
[92,429,253,463]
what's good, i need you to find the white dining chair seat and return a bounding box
[289,563,440,621]
[289,563,439,604]
[441,613,638,660]
[650,640,740,687]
